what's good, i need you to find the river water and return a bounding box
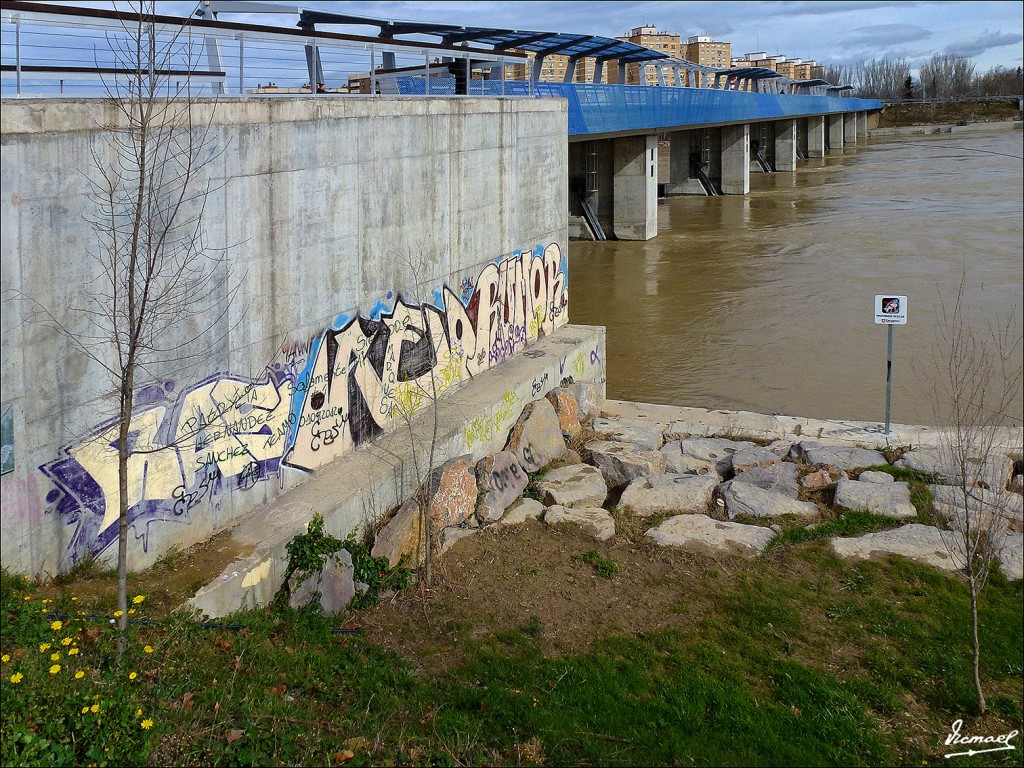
[568,128,1024,426]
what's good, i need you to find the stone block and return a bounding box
[619,474,717,517]
[428,456,477,530]
[585,439,664,490]
[505,398,568,472]
[475,451,529,523]
[798,442,886,471]
[731,461,799,498]
[546,389,583,442]
[499,498,546,526]
[544,505,615,541]
[591,417,664,450]
[645,514,775,554]
[835,479,916,518]
[720,481,818,519]
[536,463,608,508]
[370,500,425,568]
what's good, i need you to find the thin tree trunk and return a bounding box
[115,366,134,661]
[969,576,987,714]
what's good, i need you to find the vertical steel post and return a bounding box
[885,325,894,434]
[15,16,22,95]
[238,33,245,94]
[424,52,430,95]
[369,45,375,95]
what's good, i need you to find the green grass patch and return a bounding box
[767,510,900,550]
[573,549,621,578]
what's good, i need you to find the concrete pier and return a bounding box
[775,119,797,172]
[807,115,826,158]
[844,112,858,144]
[612,134,658,240]
[828,114,845,150]
[721,123,750,195]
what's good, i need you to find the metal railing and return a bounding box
[0,1,529,98]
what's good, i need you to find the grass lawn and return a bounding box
[2,523,1022,766]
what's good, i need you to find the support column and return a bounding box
[612,134,658,240]
[843,112,857,144]
[828,114,844,150]
[857,111,867,137]
[664,130,705,195]
[721,123,750,195]
[774,119,797,172]
[807,115,825,157]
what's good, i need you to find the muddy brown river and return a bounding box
[569,128,1024,426]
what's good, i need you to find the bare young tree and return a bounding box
[855,57,912,101]
[932,272,1023,714]
[919,53,977,100]
[27,3,232,655]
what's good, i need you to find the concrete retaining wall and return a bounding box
[0,96,570,578]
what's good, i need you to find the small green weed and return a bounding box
[574,549,620,578]
[282,513,344,593]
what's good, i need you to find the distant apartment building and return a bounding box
[504,51,617,83]
[683,35,731,87]
[733,51,826,81]
[616,25,681,84]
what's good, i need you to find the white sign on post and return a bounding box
[874,295,908,325]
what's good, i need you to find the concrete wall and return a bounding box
[0,96,569,578]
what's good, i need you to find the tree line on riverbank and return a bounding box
[823,54,1022,102]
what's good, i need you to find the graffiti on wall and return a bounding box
[36,244,567,564]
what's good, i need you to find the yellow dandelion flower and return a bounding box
[50,652,60,662]
[141,719,153,730]
[48,664,60,674]
[128,609,136,615]
[23,596,31,601]
[113,610,123,618]
[143,645,154,654]
[90,703,99,713]
[1,654,9,663]
[42,599,51,604]
[75,671,85,679]
[39,643,51,652]
[129,672,137,680]
[60,637,73,646]
[50,620,63,631]
[71,597,78,602]
[82,706,89,714]
[68,648,79,656]
[136,708,143,717]
[132,595,144,604]
[9,673,23,684]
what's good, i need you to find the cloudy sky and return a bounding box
[53,1,1024,72]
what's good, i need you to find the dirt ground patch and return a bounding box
[361,516,762,673]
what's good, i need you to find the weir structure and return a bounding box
[1,1,876,590]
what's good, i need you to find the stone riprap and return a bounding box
[619,474,718,517]
[354,395,1023,608]
[544,505,615,541]
[428,457,477,530]
[645,514,775,554]
[895,448,1014,490]
[834,479,917,518]
[720,481,818,519]
[730,462,800,499]
[585,440,664,490]
[537,463,608,508]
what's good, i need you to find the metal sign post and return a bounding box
[873,295,908,435]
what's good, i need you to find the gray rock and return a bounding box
[585,439,664,490]
[318,550,356,615]
[619,474,717,517]
[999,533,1023,580]
[288,549,356,615]
[591,417,664,450]
[659,441,721,479]
[437,526,477,556]
[896,448,1013,489]
[858,470,895,484]
[475,451,529,523]
[730,461,800,499]
[499,498,546,526]
[799,441,886,471]
[565,381,602,422]
[670,437,757,476]
[834,479,917,519]
[930,484,1024,524]
[731,446,781,473]
[505,398,568,472]
[830,524,963,572]
[544,505,615,541]
[720,481,818,519]
[536,463,608,508]
[645,514,775,554]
